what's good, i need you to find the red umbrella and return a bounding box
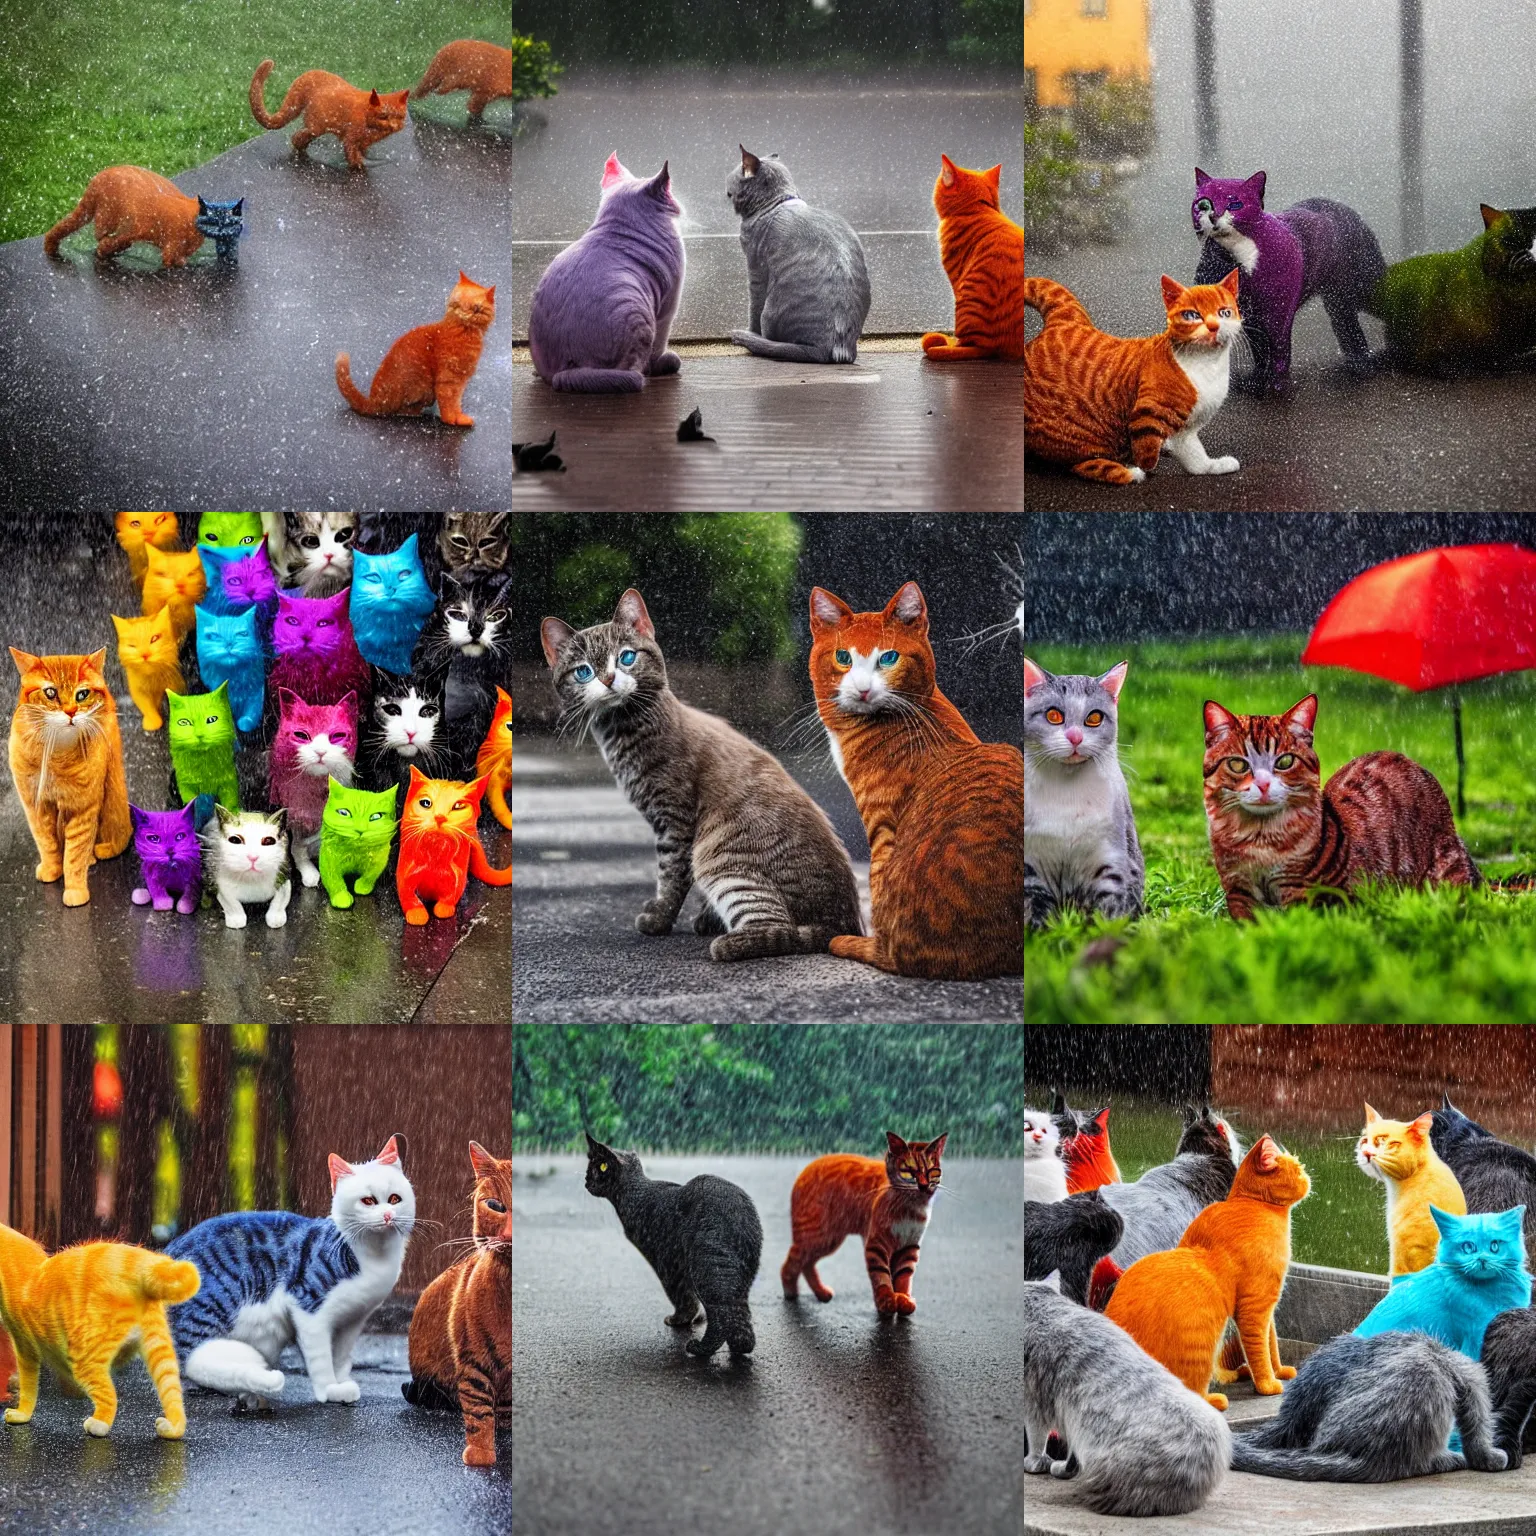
[1301,543,1536,814]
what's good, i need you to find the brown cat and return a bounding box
[249,60,410,171]
[412,40,512,120]
[336,273,496,427]
[45,167,214,266]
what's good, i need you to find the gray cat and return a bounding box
[1233,1330,1507,1480]
[1481,1305,1536,1465]
[1024,1276,1230,1516]
[540,588,862,961]
[261,512,356,596]
[439,512,509,582]
[1024,659,1144,928]
[725,147,871,364]
[1025,1191,1123,1304]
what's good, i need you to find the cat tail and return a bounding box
[729,331,837,364]
[550,368,645,393]
[1024,277,1091,333]
[1228,1439,1378,1482]
[249,59,305,130]
[1086,1254,1122,1313]
[44,189,96,259]
[469,840,512,887]
[401,1375,459,1411]
[139,1255,201,1305]
[335,355,385,415]
[713,1302,755,1355]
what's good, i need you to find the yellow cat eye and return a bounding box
[1225,756,1248,774]
[1045,708,1064,725]
[1275,753,1296,769]
[1084,711,1104,727]
[599,1162,608,1172]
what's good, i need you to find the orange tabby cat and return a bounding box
[114,513,180,590]
[140,544,207,639]
[250,59,410,171]
[475,686,512,830]
[920,155,1024,361]
[1357,1103,1467,1277]
[111,607,185,732]
[396,767,511,924]
[413,40,513,120]
[336,273,496,428]
[45,167,206,266]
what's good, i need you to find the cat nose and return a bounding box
[602,673,615,687]
[1065,727,1083,746]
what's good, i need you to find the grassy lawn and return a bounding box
[1027,636,1536,1024]
[0,0,509,243]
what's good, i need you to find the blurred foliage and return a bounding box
[511,30,561,104]
[1070,75,1153,158]
[1024,119,1124,252]
[950,0,1021,66]
[515,1024,1023,1154]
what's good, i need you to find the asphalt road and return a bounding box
[512,1154,1023,1536]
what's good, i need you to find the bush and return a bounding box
[512,32,561,105]
[1025,122,1123,251]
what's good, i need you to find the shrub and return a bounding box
[512,32,562,105]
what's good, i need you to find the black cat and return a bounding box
[413,571,511,770]
[1482,1306,1536,1464]
[1432,1093,1536,1258]
[1024,1190,1124,1305]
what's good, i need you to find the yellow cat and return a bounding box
[111,607,185,732]
[140,544,206,640]
[1356,1103,1467,1276]
[113,513,180,591]
[0,1223,199,1439]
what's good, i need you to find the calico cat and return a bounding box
[1024,1108,1069,1204]
[1024,1276,1230,1517]
[809,582,1023,978]
[1105,1136,1309,1408]
[269,588,372,710]
[166,682,241,810]
[921,155,1024,361]
[8,648,131,907]
[1191,169,1386,386]
[263,512,356,596]
[1357,1104,1467,1276]
[1368,204,1536,372]
[782,1132,947,1316]
[1433,1094,1536,1257]
[249,60,410,171]
[111,607,184,731]
[114,513,179,590]
[318,779,398,909]
[129,802,203,914]
[336,273,496,428]
[395,768,510,923]
[1025,269,1243,482]
[205,806,291,929]
[269,689,359,888]
[361,672,449,789]
[475,686,512,830]
[585,1133,762,1358]
[542,589,861,960]
[1203,694,1481,919]
[349,534,438,673]
[528,155,686,393]
[0,1225,199,1439]
[198,512,264,548]
[1024,1191,1124,1304]
[168,1138,413,1407]
[440,512,510,584]
[725,147,871,364]
[402,1142,511,1466]
[412,40,512,120]
[141,544,208,639]
[1025,659,1143,926]
[44,166,242,265]
[1481,1306,1536,1466]
[194,606,266,733]
[1057,1102,1121,1194]
[1233,1331,1506,1480]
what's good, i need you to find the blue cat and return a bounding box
[195,197,245,264]
[349,533,438,674]
[194,605,266,734]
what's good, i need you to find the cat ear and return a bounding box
[1250,1134,1279,1172]
[111,613,129,636]
[1429,1204,1457,1237]
[1220,268,1242,296]
[1097,660,1129,702]
[129,804,145,831]
[375,1135,402,1167]
[740,145,759,177]
[328,1153,354,1191]
[927,1132,948,1159]
[469,1140,497,1179]
[1282,694,1318,735]
[885,1131,909,1155]
[809,587,852,632]
[407,764,429,793]
[539,617,574,667]
[197,196,209,214]
[1160,274,1185,307]
[986,164,1001,190]
[601,152,627,190]
[86,647,108,677]
[646,162,672,199]
[1203,699,1239,740]
[1023,656,1051,692]
[463,773,490,804]
[214,802,236,829]
[277,686,299,714]
[1364,1102,1380,1123]
[1246,170,1267,204]
[484,286,495,302]
[369,88,381,105]
[234,199,244,215]
[1194,167,1210,186]
[613,588,655,639]
[886,581,927,628]
[1481,203,1506,230]
[939,153,957,187]
[1441,1090,1457,1112]
[1410,1111,1434,1139]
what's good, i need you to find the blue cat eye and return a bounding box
[877,650,899,668]
[1195,197,1213,212]
[1462,1241,1476,1253]
[1491,1240,1502,1252]
[336,807,352,818]
[574,663,595,682]
[618,648,638,666]
[1227,199,1242,210]
[834,648,851,668]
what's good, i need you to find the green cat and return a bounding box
[166,682,241,810]
[318,779,398,909]
[197,512,265,547]
[1369,204,1536,372]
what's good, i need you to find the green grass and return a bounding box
[1027,636,1536,1023]
[0,0,510,243]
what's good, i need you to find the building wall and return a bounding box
[1025,0,1151,110]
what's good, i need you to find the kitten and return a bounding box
[362,671,449,789]
[349,534,438,673]
[1203,694,1481,919]
[419,572,511,771]
[1024,1108,1069,1204]
[197,512,265,548]
[264,512,356,597]
[129,802,203,914]
[585,1134,762,1358]
[194,606,266,733]
[725,147,871,364]
[1024,660,1144,927]
[1025,1191,1124,1304]
[1356,1104,1467,1276]
[114,513,180,590]
[205,805,292,929]
[922,155,1025,361]
[141,544,207,639]
[542,588,861,961]
[1024,1276,1230,1516]
[269,689,359,887]
[269,588,372,710]
[475,686,513,831]
[395,768,510,923]
[168,1138,414,1407]
[1433,1094,1536,1259]
[318,778,398,909]
[166,682,241,810]
[44,166,243,266]
[412,40,512,120]
[528,155,686,392]
[439,512,509,583]
[250,60,410,171]
[220,538,281,634]
[196,543,251,616]
[1481,1306,1536,1466]
[111,607,184,731]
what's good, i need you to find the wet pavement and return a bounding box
[511,1153,1023,1536]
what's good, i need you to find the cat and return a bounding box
[198,512,265,548]
[1024,1108,1070,1204]
[1232,1330,1506,1480]
[111,607,184,731]
[269,689,359,888]
[0,1224,199,1439]
[196,543,251,616]
[412,39,512,120]
[348,534,438,674]
[1433,1094,1536,1258]
[541,588,861,960]
[1357,1104,1467,1277]
[421,572,512,768]
[1024,1276,1230,1516]
[269,587,372,710]
[166,682,241,810]
[318,778,398,909]
[129,802,203,914]
[114,513,180,590]
[1024,1191,1124,1304]
[1056,1101,1121,1193]
[220,537,281,637]
[1367,204,1536,373]
[527,154,686,393]
[249,59,410,171]
[263,512,356,596]
[395,767,510,923]
[141,544,208,639]
[1105,1135,1309,1409]
[336,273,496,428]
[585,1133,761,1358]
[1481,1306,1536,1466]
[44,166,243,265]
[475,686,512,830]
[1025,268,1243,482]
[920,155,1023,361]
[205,805,291,929]
[439,512,509,583]
[809,582,1023,978]
[1203,694,1481,919]
[167,1137,414,1407]
[725,147,871,364]
[401,1142,510,1466]
[1025,660,1143,926]
[783,1133,947,1316]
[361,671,449,789]
[8,648,131,907]
[1191,168,1386,387]
[194,605,266,733]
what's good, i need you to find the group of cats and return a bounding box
[0,1137,509,1467]
[1023,658,1479,927]
[526,150,1023,392]
[581,1128,948,1358]
[1024,1091,1536,1514]
[1024,167,1536,483]
[539,582,1024,979]
[41,43,507,429]
[7,511,512,927]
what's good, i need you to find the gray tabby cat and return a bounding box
[539,588,862,961]
[725,147,872,364]
[1233,1331,1507,1480]
[439,512,509,582]
[1024,658,1144,927]
[261,512,356,596]
[1024,1276,1230,1516]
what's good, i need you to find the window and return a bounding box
[1082,0,1108,16]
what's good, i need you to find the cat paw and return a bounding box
[299,866,321,889]
[462,1441,497,1467]
[1252,1378,1285,1396]
[62,887,90,908]
[809,1288,834,1303]
[4,1408,31,1425]
[176,897,197,915]
[892,1294,917,1316]
[1023,1454,1052,1475]
[404,906,430,926]
[264,907,288,929]
[1205,455,1241,475]
[635,909,674,936]
[1204,1392,1229,1410]
[1275,1365,1297,1380]
[322,1382,360,1404]
[34,861,61,884]
[154,1417,185,1440]
[692,908,726,936]
[330,892,355,910]
[440,412,475,428]
[143,717,163,732]
[152,896,175,912]
[224,910,249,929]
[83,1417,111,1437]
[683,1338,717,1358]
[1125,467,1147,483]
[664,1310,700,1328]
[132,888,151,906]
[875,1294,901,1316]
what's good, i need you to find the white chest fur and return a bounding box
[1216,228,1259,274]
[1025,757,1125,888]
[1173,342,1232,433]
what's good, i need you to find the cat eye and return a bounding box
[148,834,161,843]
[301,534,320,548]
[478,537,499,550]
[382,703,401,715]
[487,609,508,622]
[241,535,257,545]
[599,1162,608,1172]
[229,834,244,844]
[336,807,352,817]
[452,800,468,811]
[293,730,311,742]
[877,650,899,667]
[574,664,595,682]
[362,1196,378,1206]
[485,1198,506,1212]
[260,836,276,846]
[42,686,57,700]
[368,812,385,822]
[833,648,851,669]
[1226,756,1248,773]
[1195,197,1213,212]
[336,527,354,544]
[1182,309,1200,321]
[387,1193,401,1204]
[618,648,638,666]
[1045,708,1064,725]
[447,607,469,621]
[451,534,471,548]
[205,715,219,725]
[318,618,333,627]
[286,615,299,624]
[422,704,439,717]
[178,718,191,727]
[1275,753,1296,769]
[1084,710,1104,727]
[418,797,432,809]
[1462,1241,1475,1253]
[1227,199,1242,210]
[75,689,91,702]
[1218,308,1233,318]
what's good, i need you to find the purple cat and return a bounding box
[221,537,280,637]
[129,803,203,914]
[1191,169,1387,389]
[269,587,372,709]
[269,688,359,888]
[527,154,686,393]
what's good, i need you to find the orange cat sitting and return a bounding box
[336,273,496,428]
[413,40,513,120]
[921,155,1024,361]
[45,167,212,267]
[250,59,410,171]
[395,767,511,924]
[114,513,180,591]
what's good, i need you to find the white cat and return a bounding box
[1025,1108,1070,1203]
[262,512,356,596]
[206,806,292,928]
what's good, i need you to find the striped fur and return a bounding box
[921,156,1023,360]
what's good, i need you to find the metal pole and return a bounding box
[1193,0,1220,164]
[1453,692,1466,819]
[1399,0,1426,255]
